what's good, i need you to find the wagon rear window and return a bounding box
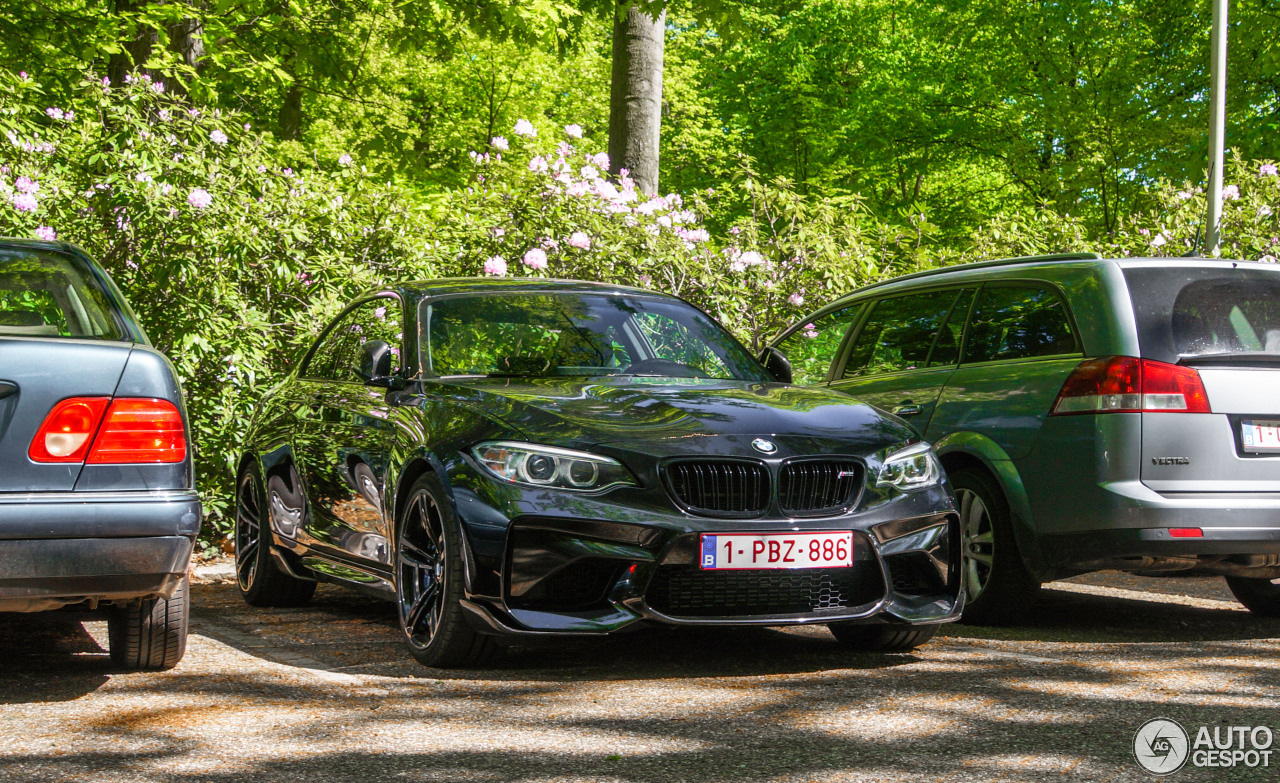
[0,250,128,340]
[1124,265,1280,363]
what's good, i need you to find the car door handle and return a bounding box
[892,403,923,416]
[0,381,15,399]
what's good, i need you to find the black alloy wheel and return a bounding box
[950,467,1039,625]
[235,462,316,607]
[1225,575,1280,617]
[396,473,496,668]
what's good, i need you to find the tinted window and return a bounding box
[1124,267,1280,362]
[0,249,127,340]
[775,304,862,385]
[843,290,962,378]
[962,285,1077,363]
[306,297,402,381]
[423,293,767,381]
[929,289,976,367]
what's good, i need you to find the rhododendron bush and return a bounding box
[3,70,1278,542]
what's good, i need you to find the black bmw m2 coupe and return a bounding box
[235,279,962,667]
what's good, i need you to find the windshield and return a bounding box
[421,292,769,381]
[0,248,131,340]
[1125,265,1280,363]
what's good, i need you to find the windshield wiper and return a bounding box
[1177,351,1280,367]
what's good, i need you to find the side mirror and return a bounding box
[357,340,396,386]
[759,346,793,384]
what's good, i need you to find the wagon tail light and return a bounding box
[1050,356,1211,415]
[29,397,187,464]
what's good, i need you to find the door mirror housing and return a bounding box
[759,346,793,384]
[357,340,397,387]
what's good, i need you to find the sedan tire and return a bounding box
[828,622,938,652]
[1225,575,1280,617]
[107,572,189,670]
[235,462,316,608]
[396,473,496,668]
[952,467,1040,626]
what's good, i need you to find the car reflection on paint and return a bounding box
[235,278,962,668]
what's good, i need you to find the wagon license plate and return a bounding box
[699,532,854,570]
[1241,420,1280,453]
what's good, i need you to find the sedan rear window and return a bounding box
[0,249,130,340]
[1124,265,1280,363]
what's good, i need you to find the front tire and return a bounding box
[396,473,496,668]
[235,462,316,608]
[1225,575,1280,617]
[828,623,939,652]
[952,467,1040,625]
[108,572,189,670]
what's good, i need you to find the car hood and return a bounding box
[425,376,915,459]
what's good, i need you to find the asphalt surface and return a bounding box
[1,569,1278,782]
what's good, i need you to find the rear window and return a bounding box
[0,249,131,340]
[1124,265,1280,363]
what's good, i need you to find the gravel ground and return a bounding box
[1,568,1277,782]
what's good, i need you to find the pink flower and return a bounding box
[101,76,110,87]
[730,259,747,273]
[282,167,294,177]
[589,152,610,169]
[567,231,592,250]
[158,109,171,122]
[557,141,573,157]
[45,107,64,120]
[491,226,505,238]
[1261,164,1278,177]
[580,164,599,180]
[803,323,819,339]
[187,188,213,209]
[740,251,765,266]
[566,181,590,197]
[788,292,805,307]
[528,156,549,173]
[1150,233,1167,248]
[483,256,508,276]
[209,129,228,145]
[374,306,386,320]
[34,226,55,241]
[15,176,38,194]
[1223,184,1240,200]
[522,248,548,269]
[564,124,583,139]
[513,119,537,137]
[10,192,37,212]
[638,274,652,286]
[490,136,509,151]
[729,226,742,235]
[151,81,165,93]
[338,154,353,166]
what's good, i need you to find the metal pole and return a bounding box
[1205,0,1229,256]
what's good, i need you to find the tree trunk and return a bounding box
[278,81,304,140]
[108,0,157,86]
[608,4,665,196]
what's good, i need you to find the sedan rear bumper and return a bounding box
[0,491,200,611]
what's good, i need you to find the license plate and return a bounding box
[1241,420,1280,452]
[699,532,854,570]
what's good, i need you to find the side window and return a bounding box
[843,289,963,378]
[775,304,863,385]
[962,285,1077,364]
[304,297,403,381]
[635,312,733,377]
[928,288,976,367]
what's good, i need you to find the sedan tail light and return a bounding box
[30,397,186,464]
[1051,356,1211,415]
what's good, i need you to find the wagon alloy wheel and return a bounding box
[397,490,447,648]
[234,462,316,608]
[948,467,1040,625]
[394,473,496,668]
[957,487,994,602]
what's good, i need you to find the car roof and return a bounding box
[386,277,663,300]
[820,252,1280,306]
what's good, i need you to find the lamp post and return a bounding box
[1205,0,1229,256]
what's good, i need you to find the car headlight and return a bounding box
[471,441,637,492]
[875,442,942,491]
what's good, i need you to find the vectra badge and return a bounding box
[752,438,777,454]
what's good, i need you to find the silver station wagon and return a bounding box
[771,253,1280,623]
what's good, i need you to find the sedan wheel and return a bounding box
[949,467,1039,625]
[1225,575,1280,617]
[235,462,316,607]
[395,473,495,668]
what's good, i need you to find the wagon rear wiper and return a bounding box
[1177,352,1280,367]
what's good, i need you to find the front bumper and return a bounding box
[454,485,962,637]
[0,490,200,611]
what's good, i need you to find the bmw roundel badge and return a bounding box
[752,438,777,454]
